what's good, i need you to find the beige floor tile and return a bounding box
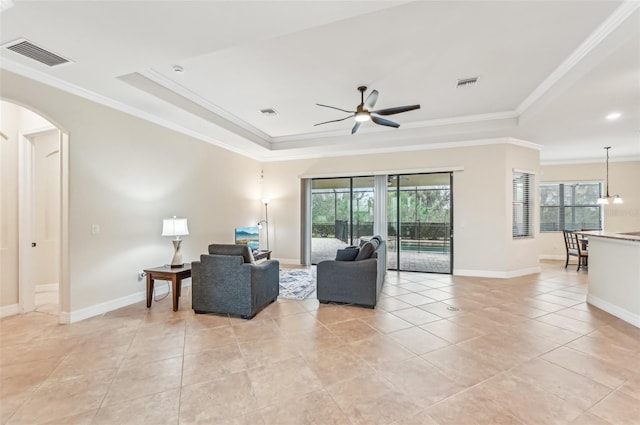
[507,358,613,410]
[536,312,600,334]
[183,325,236,354]
[247,356,323,408]
[567,335,638,366]
[588,390,640,425]
[272,311,323,333]
[49,343,128,381]
[179,371,259,425]
[391,410,441,425]
[123,333,185,365]
[416,302,463,319]
[419,318,484,344]
[416,288,454,301]
[259,389,350,425]
[376,356,464,408]
[425,384,523,425]
[478,374,584,425]
[422,344,503,387]
[348,334,415,366]
[376,296,413,312]
[238,336,300,368]
[182,344,247,387]
[327,373,422,425]
[493,301,549,319]
[38,410,97,425]
[6,368,115,425]
[394,293,437,307]
[542,346,636,389]
[391,307,441,326]
[387,326,450,355]
[230,319,281,342]
[102,357,183,406]
[283,327,347,355]
[361,311,414,333]
[185,313,231,333]
[93,389,179,425]
[304,344,375,386]
[619,373,640,401]
[569,412,614,425]
[326,319,380,341]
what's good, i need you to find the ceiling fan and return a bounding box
[315,86,420,134]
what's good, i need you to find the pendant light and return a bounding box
[596,147,623,205]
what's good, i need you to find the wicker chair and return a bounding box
[191,244,279,319]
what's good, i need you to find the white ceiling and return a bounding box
[1,1,639,163]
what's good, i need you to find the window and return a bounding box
[512,171,533,238]
[539,182,602,232]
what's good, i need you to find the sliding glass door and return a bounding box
[310,177,375,264]
[387,173,452,273]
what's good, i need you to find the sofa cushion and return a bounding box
[335,246,359,261]
[355,241,376,261]
[208,244,255,264]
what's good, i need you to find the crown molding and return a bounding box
[540,155,640,166]
[516,0,640,115]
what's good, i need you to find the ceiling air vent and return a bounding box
[259,108,279,117]
[456,77,478,88]
[3,39,70,67]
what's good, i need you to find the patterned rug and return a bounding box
[279,268,316,300]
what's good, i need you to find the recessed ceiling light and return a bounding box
[606,112,621,120]
[259,108,279,117]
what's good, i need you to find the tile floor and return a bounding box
[1,260,639,425]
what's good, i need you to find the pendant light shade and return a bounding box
[596,147,623,205]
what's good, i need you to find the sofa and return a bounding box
[191,244,279,319]
[316,235,386,308]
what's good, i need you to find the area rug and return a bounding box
[279,268,316,300]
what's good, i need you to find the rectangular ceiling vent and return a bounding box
[456,77,478,88]
[3,39,70,67]
[259,108,279,117]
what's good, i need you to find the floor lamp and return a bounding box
[257,198,270,251]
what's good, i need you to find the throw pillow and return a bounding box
[355,241,375,261]
[335,246,359,261]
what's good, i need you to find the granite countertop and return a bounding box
[579,230,640,243]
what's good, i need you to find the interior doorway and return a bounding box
[387,172,453,273]
[19,127,62,316]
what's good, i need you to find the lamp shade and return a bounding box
[162,217,189,237]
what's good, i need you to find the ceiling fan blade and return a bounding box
[372,104,420,115]
[371,115,400,128]
[364,89,379,110]
[314,115,354,126]
[316,103,355,114]
[351,122,361,135]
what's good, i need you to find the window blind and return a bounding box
[539,182,602,232]
[513,172,533,238]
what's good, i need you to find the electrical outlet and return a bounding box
[137,271,147,280]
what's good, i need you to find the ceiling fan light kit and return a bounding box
[315,86,420,134]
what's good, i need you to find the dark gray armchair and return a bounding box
[191,244,279,319]
[317,236,386,308]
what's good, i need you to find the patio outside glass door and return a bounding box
[388,173,452,273]
[310,177,375,264]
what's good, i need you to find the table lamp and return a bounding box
[162,216,189,268]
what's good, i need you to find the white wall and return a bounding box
[539,160,640,258]
[263,141,540,277]
[1,71,263,319]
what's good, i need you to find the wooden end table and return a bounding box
[144,264,191,312]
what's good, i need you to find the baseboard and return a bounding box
[540,254,565,260]
[0,304,20,318]
[587,294,640,329]
[276,258,304,266]
[65,281,191,324]
[454,266,541,278]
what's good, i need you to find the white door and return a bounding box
[33,131,60,288]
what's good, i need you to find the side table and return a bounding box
[144,264,191,312]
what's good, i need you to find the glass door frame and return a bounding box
[388,172,453,274]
